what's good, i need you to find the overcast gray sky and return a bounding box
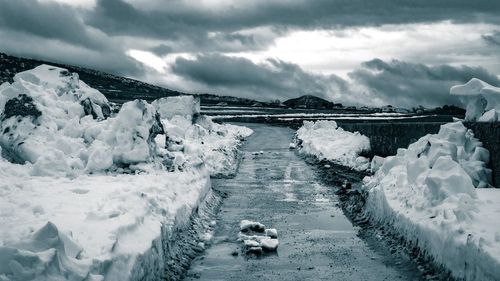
[1,0,500,107]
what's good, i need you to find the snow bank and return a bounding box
[152,95,200,121]
[160,115,252,176]
[363,121,499,280]
[295,120,370,171]
[0,65,253,281]
[450,78,500,122]
[0,155,210,281]
[0,65,165,176]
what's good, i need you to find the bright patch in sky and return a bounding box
[255,22,500,77]
[128,49,167,72]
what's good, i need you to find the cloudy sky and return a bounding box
[1,0,500,107]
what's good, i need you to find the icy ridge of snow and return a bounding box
[450,78,500,122]
[0,65,252,281]
[362,121,500,280]
[159,114,253,177]
[295,120,370,171]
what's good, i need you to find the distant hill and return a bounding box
[283,95,341,109]
[0,52,270,106]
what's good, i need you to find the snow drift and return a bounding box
[0,65,252,281]
[450,78,500,122]
[363,121,500,280]
[295,120,370,171]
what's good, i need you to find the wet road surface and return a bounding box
[185,123,425,281]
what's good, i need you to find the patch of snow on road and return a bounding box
[363,121,499,280]
[295,120,371,171]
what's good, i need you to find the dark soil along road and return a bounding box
[184,123,426,281]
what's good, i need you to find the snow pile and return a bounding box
[0,65,166,176]
[0,65,253,281]
[363,121,500,280]
[160,115,253,176]
[237,220,279,254]
[295,120,370,171]
[450,78,500,122]
[152,95,200,121]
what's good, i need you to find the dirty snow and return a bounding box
[450,78,500,122]
[363,121,500,280]
[0,65,251,281]
[295,120,371,171]
[237,220,279,254]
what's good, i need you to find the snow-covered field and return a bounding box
[294,120,371,171]
[0,65,251,281]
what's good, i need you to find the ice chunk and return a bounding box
[243,239,260,248]
[240,220,266,232]
[260,238,279,251]
[265,228,278,238]
[247,246,263,254]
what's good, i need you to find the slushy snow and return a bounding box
[450,78,500,122]
[295,120,371,171]
[0,65,252,281]
[363,121,499,280]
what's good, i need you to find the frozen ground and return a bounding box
[294,120,371,171]
[0,66,251,281]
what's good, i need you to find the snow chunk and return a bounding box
[265,228,278,238]
[295,120,371,171]
[260,238,279,251]
[240,220,265,232]
[450,78,500,121]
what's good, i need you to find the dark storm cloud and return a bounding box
[349,59,500,107]
[86,0,500,41]
[0,29,145,77]
[0,0,144,77]
[172,54,348,101]
[0,0,104,50]
[172,54,500,107]
[482,31,500,46]
[150,44,173,56]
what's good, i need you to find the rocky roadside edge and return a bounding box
[302,156,457,281]
[162,188,227,281]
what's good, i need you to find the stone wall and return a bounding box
[463,122,500,187]
[338,121,500,187]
